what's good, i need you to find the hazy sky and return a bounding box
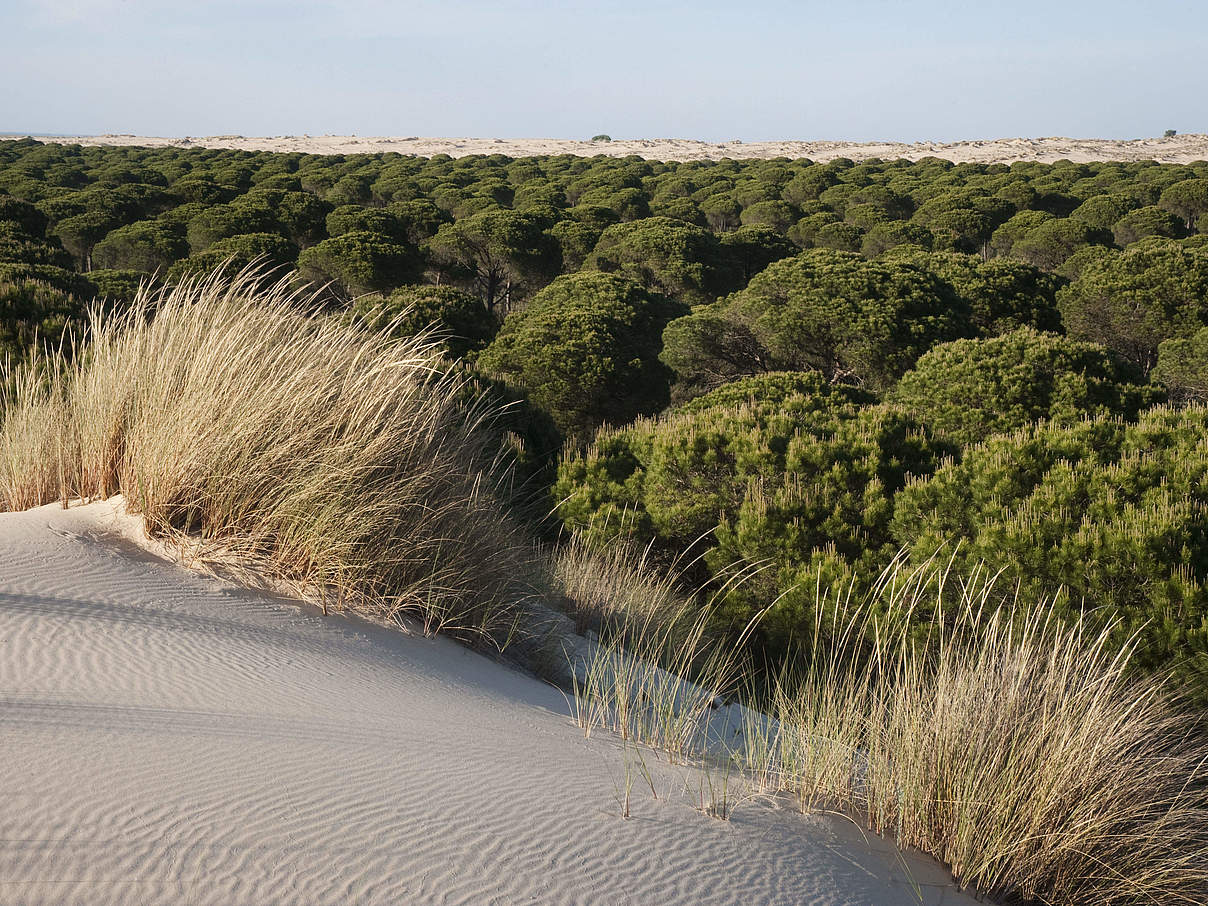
[2,0,1205,141]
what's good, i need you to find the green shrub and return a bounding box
[554,372,941,654]
[478,272,686,436]
[1153,326,1208,402]
[296,230,421,301]
[587,216,723,303]
[889,328,1162,445]
[661,249,972,393]
[892,406,1208,697]
[1058,238,1208,370]
[167,233,297,285]
[92,220,188,273]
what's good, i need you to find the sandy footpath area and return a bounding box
[0,500,978,906]
[25,133,1208,164]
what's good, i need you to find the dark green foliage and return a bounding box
[718,226,797,288]
[578,186,649,222]
[889,328,1162,445]
[427,210,559,313]
[296,231,421,301]
[249,189,329,247]
[739,200,796,233]
[1112,205,1185,246]
[91,221,188,273]
[0,235,73,269]
[0,195,48,237]
[88,269,146,304]
[1153,327,1208,402]
[587,216,723,303]
[1012,218,1104,270]
[185,202,277,252]
[549,220,603,272]
[50,210,122,268]
[0,277,86,358]
[787,212,841,248]
[1159,178,1208,230]
[1069,193,1137,231]
[892,407,1208,697]
[700,193,741,231]
[554,373,942,653]
[1057,239,1208,370]
[326,205,407,242]
[167,233,297,283]
[989,210,1054,258]
[346,284,495,358]
[862,221,934,257]
[812,220,863,252]
[886,249,1063,334]
[661,249,972,393]
[387,199,450,245]
[169,175,237,205]
[477,272,686,436]
[0,262,95,297]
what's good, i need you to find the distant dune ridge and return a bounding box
[24,132,1208,163]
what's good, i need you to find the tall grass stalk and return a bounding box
[0,269,534,645]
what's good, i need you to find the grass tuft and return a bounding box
[0,268,535,645]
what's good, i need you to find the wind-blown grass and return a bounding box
[0,269,534,644]
[574,556,1208,905]
[747,560,1208,905]
[546,531,691,636]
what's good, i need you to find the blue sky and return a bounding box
[2,0,1205,141]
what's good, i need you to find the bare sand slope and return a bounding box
[25,133,1208,163]
[0,500,977,906]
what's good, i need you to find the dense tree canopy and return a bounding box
[892,406,1208,695]
[1057,239,1208,370]
[587,216,724,303]
[889,328,1161,445]
[477,272,686,436]
[346,284,495,359]
[92,221,188,273]
[1153,327,1208,403]
[661,249,972,394]
[554,372,942,653]
[427,210,559,314]
[296,230,421,300]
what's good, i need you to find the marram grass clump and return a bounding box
[0,269,535,644]
[574,556,1208,906]
[745,561,1208,905]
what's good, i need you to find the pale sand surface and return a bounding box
[0,499,979,906]
[25,133,1208,164]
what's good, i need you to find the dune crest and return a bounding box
[24,133,1208,163]
[0,499,974,906]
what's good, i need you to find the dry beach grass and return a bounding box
[0,270,534,644]
[570,554,1208,905]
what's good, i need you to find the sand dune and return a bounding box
[23,133,1208,164]
[0,500,977,906]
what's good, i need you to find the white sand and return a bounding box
[26,133,1208,164]
[0,499,980,905]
